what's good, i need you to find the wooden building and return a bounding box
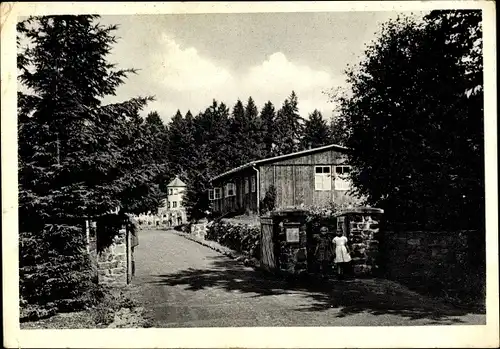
[209,144,359,215]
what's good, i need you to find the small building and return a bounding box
[158,176,188,226]
[136,176,188,227]
[209,144,360,216]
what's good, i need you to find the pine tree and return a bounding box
[229,99,246,166]
[183,100,231,220]
[244,96,264,161]
[17,15,157,312]
[260,101,276,157]
[167,110,187,176]
[301,110,332,149]
[273,91,304,156]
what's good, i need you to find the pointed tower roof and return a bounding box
[167,176,187,188]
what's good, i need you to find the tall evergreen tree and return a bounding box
[244,96,264,161]
[301,110,333,149]
[17,15,157,311]
[260,101,276,158]
[167,110,187,176]
[183,100,231,220]
[228,99,246,167]
[273,91,304,156]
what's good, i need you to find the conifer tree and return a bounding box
[301,110,333,149]
[273,91,304,156]
[260,101,276,157]
[17,15,157,312]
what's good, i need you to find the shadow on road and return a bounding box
[150,255,482,322]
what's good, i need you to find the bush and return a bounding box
[206,220,260,259]
[20,223,99,320]
[259,185,277,215]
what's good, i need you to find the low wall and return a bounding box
[381,229,485,302]
[97,228,129,286]
[191,221,208,240]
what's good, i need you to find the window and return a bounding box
[244,178,249,194]
[208,189,215,201]
[167,201,171,208]
[225,183,236,197]
[173,188,179,195]
[168,188,173,195]
[251,176,256,193]
[334,166,351,190]
[214,187,222,199]
[172,201,177,208]
[315,166,332,191]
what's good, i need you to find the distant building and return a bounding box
[209,144,360,215]
[137,176,188,227]
[158,176,188,226]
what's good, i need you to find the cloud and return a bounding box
[152,34,234,92]
[245,52,333,93]
[108,34,340,121]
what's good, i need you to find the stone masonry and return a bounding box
[342,212,382,276]
[381,230,484,301]
[274,210,309,276]
[97,228,128,286]
[191,220,208,240]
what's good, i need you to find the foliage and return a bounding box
[260,101,277,157]
[206,220,261,259]
[17,15,161,313]
[301,109,333,149]
[329,10,484,229]
[19,224,101,316]
[259,185,277,215]
[273,91,304,156]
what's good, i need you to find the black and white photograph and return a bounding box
[2,1,498,348]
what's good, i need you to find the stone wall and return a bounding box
[191,221,208,240]
[97,228,129,286]
[344,213,382,276]
[381,230,485,302]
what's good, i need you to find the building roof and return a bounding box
[210,143,349,182]
[167,176,187,187]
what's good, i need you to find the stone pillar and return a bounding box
[97,227,128,286]
[340,208,383,277]
[272,210,308,276]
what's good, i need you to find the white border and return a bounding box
[2,2,498,348]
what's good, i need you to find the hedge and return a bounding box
[205,220,260,260]
[20,223,103,321]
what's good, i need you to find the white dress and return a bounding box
[333,236,352,263]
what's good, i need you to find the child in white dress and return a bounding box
[333,230,351,279]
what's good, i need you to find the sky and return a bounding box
[98,12,411,123]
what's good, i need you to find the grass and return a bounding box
[21,285,148,329]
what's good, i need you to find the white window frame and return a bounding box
[168,188,173,195]
[244,178,249,194]
[214,187,222,199]
[334,165,352,190]
[251,176,256,193]
[172,201,177,208]
[167,201,171,209]
[225,183,236,197]
[173,188,179,195]
[208,189,215,201]
[314,166,332,191]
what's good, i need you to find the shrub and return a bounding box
[20,223,99,320]
[260,185,277,215]
[206,220,260,259]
